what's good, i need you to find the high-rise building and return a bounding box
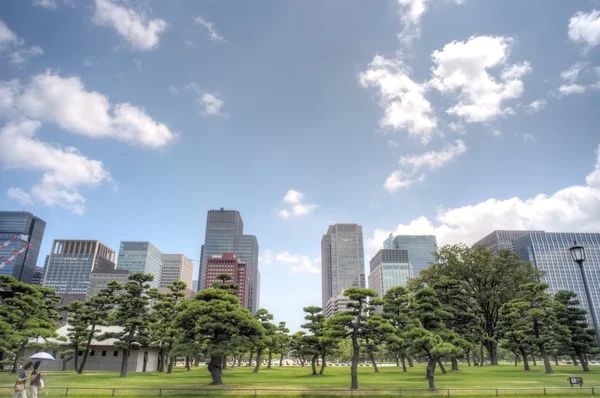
[161,254,194,288]
[87,268,131,298]
[473,230,543,250]
[513,232,600,324]
[44,240,116,296]
[321,224,365,315]
[368,249,412,299]
[31,266,45,286]
[325,293,352,319]
[198,209,260,313]
[204,253,250,309]
[383,234,437,277]
[117,241,163,289]
[192,279,199,292]
[0,211,46,283]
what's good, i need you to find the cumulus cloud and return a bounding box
[383,171,424,193]
[369,142,600,254]
[10,46,44,65]
[0,71,175,148]
[200,93,224,116]
[277,189,318,219]
[93,0,167,51]
[0,20,18,47]
[556,84,586,96]
[430,35,531,123]
[0,19,43,65]
[388,140,400,148]
[396,0,464,45]
[271,251,320,275]
[359,55,437,144]
[0,120,112,214]
[194,16,228,43]
[33,0,58,9]
[525,99,547,113]
[568,10,600,48]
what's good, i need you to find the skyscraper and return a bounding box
[204,253,250,309]
[0,211,46,284]
[368,249,412,299]
[198,209,260,313]
[473,230,543,250]
[44,240,116,296]
[321,224,365,315]
[383,234,437,277]
[161,254,194,288]
[117,241,163,289]
[513,232,600,324]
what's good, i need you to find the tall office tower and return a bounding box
[31,266,45,286]
[192,280,199,292]
[383,234,437,277]
[204,253,250,309]
[117,241,163,289]
[198,208,260,313]
[321,224,365,316]
[368,249,412,299]
[44,240,116,297]
[513,232,600,324]
[87,268,131,298]
[473,230,543,250]
[0,211,46,283]
[161,254,194,288]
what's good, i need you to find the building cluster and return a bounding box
[321,223,600,323]
[0,208,261,315]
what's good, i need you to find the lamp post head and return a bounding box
[569,241,586,265]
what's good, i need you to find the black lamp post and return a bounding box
[569,241,600,352]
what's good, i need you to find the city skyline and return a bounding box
[1,0,600,332]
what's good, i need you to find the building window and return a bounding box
[114,351,119,357]
[90,351,95,356]
[102,351,107,357]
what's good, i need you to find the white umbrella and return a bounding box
[29,352,55,361]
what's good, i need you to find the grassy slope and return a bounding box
[0,363,598,397]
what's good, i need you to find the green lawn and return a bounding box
[1,363,599,397]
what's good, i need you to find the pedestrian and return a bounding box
[29,361,45,398]
[13,362,33,398]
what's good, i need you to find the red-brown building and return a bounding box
[205,253,250,309]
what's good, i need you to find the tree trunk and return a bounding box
[230,356,236,369]
[247,350,254,366]
[158,348,165,372]
[571,355,579,366]
[576,351,589,372]
[267,351,272,369]
[552,355,558,367]
[253,348,263,373]
[220,356,225,370]
[194,356,200,367]
[77,323,97,374]
[408,356,414,368]
[518,347,530,371]
[319,352,326,375]
[167,357,174,374]
[514,354,518,366]
[531,354,537,366]
[62,358,71,371]
[395,355,400,367]
[538,344,553,374]
[401,354,407,372]
[237,355,242,367]
[279,353,284,367]
[466,349,471,366]
[482,340,499,365]
[426,357,437,390]
[451,357,458,371]
[311,354,318,375]
[369,352,379,373]
[350,329,360,390]
[437,358,447,374]
[479,341,485,366]
[208,355,223,385]
[120,348,129,378]
[299,355,305,366]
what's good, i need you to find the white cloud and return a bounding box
[523,133,535,141]
[0,19,43,65]
[388,140,400,148]
[368,142,600,253]
[560,62,587,83]
[399,139,466,170]
[0,20,18,46]
[557,83,586,96]
[194,16,228,43]
[447,121,464,133]
[430,35,531,123]
[568,10,600,48]
[133,59,142,70]
[277,189,318,219]
[7,187,33,206]
[185,82,225,116]
[0,120,111,214]
[492,129,502,137]
[525,99,547,113]
[168,85,178,95]
[396,0,464,45]
[184,39,194,47]
[93,0,167,51]
[270,251,320,275]
[359,55,437,144]
[383,170,424,193]
[260,249,274,266]
[10,45,44,65]
[33,0,57,9]
[1,71,175,148]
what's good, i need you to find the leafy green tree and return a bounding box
[301,306,339,375]
[61,300,88,371]
[499,300,534,370]
[382,286,415,372]
[274,321,291,367]
[421,244,538,365]
[149,280,187,373]
[289,331,311,366]
[0,276,61,372]
[175,288,262,384]
[100,273,153,378]
[252,309,275,373]
[327,288,394,390]
[554,290,596,372]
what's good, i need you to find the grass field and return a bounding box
[1,363,599,397]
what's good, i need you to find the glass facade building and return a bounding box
[473,230,543,250]
[0,211,46,284]
[44,240,116,295]
[368,249,412,300]
[321,224,366,313]
[198,209,260,313]
[160,254,194,288]
[383,234,436,277]
[117,241,163,289]
[513,232,600,325]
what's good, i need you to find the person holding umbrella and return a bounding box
[29,361,45,398]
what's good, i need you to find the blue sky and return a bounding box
[1,0,600,331]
